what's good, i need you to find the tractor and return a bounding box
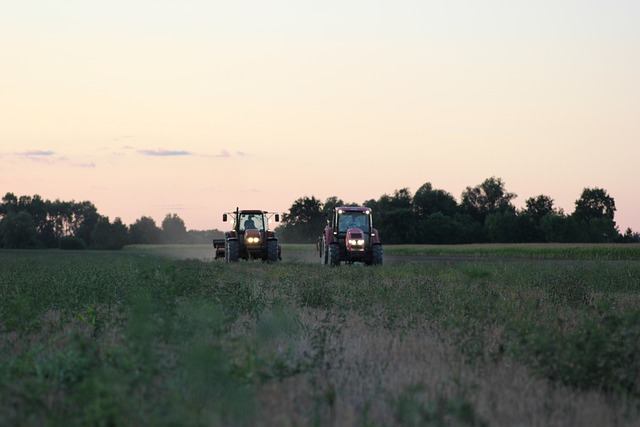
[213,208,281,262]
[317,206,383,266]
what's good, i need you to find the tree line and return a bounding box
[0,193,223,250]
[277,177,640,244]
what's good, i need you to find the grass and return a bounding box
[2,245,640,426]
[384,243,640,260]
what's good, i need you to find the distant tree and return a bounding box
[162,213,188,244]
[323,196,345,214]
[74,201,101,246]
[0,211,38,249]
[416,212,464,244]
[485,211,520,243]
[279,196,324,243]
[572,188,618,242]
[617,228,640,243]
[461,177,516,224]
[573,188,616,222]
[413,182,458,218]
[129,216,163,244]
[0,192,18,218]
[92,217,129,249]
[523,195,558,224]
[363,188,417,244]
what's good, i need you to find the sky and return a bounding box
[1,1,639,233]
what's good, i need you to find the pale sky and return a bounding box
[2,1,639,233]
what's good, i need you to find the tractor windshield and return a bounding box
[337,211,370,233]
[239,213,265,231]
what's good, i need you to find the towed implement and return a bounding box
[213,208,281,262]
[317,206,382,266]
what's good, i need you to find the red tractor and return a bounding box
[213,208,281,262]
[317,206,383,266]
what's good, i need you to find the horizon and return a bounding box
[2,1,638,233]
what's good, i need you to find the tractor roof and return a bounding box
[238,210,267,215]
[336,206,371,213]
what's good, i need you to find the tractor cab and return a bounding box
[214,208,281,262]
[319,206,382,266]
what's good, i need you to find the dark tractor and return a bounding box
[213,208,281,262]
[317,206,383,266]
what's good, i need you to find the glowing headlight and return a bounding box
[348,239,365,245]
[246,237,260,244]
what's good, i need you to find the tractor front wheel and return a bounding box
[371,244,383,265]
[226,240,239,262]
[329,243,341,267]
[267,240,279,262]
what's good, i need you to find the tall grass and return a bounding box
[2,247,640,425]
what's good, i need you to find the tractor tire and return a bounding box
[226,240,239,262]
[267,240,279,262]
[371,244,383,265]
[329,243,341,267]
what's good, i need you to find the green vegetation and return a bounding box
[384,243,640,260]
[278,179,640,244]
[2,246,640,425]
[0,193,223,250]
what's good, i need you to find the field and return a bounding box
[2,244,640,426]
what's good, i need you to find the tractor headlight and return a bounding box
[348,239,365,246]
[246,237,260,244]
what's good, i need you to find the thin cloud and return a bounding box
[139,149,192,157]
[17,150,56,157]
[14,150,59,164]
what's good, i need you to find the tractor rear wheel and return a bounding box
[329,243,341,267]
[226,240,239,262]
[371,244,383,265]
[267,240,278,262]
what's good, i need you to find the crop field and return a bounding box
[2,244,640,426]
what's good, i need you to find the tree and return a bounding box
[162,213,188,243]
[461,177,516,224]
[572,188,618,242]
[0,211,38,249]
[279,196,324,243]
[573,188,616,222]
[413,182,458,218]
[523,195,558,224]
[92,217,129,249]
[129,216,163,244]
[416,212,464,244]
[322,196,345,214]
[485,211,520,243]
[363,188,417,244]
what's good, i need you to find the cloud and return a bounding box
[17,150,56,157]
[138,149,192,157]
[13,150,59,164]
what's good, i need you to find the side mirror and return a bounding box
[275,214,280,222]
[223,213,228,222]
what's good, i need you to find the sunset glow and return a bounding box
[2,1,639,232]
